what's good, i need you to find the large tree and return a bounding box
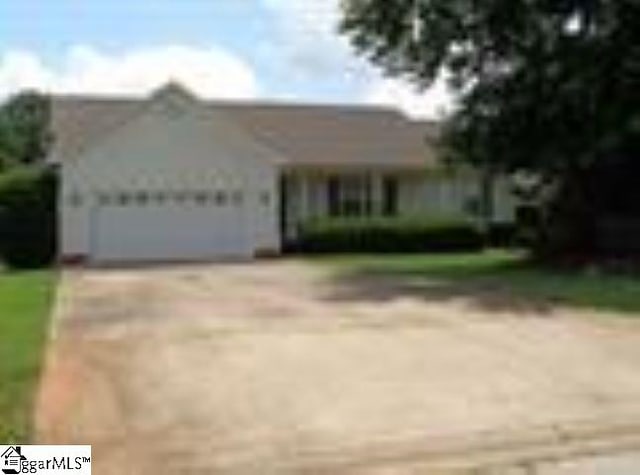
[340,0,639,257]
[0,92,51,171]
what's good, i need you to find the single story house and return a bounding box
[50,82,517,263]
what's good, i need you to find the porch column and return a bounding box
[371,173,384,215]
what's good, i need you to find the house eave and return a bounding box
[279,162,436,174]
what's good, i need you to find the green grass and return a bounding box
[316,250,640,314]
[0,270,55,442]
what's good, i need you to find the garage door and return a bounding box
[90,190,251,262]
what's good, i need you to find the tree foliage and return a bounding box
[340,0,640,257]
[0,92,51,171]
[0,167,57,268]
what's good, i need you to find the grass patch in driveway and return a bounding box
[315,251,640,314]
[0,269,55,442]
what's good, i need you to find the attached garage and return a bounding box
[56,84,281,263]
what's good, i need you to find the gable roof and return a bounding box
[49,87,440,169]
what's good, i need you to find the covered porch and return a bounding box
[279,167,490,243]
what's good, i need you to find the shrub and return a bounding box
[296,216,484,253]
[0,167,57,268]
[486,222,519,248]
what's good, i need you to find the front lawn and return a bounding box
[0,270,55,442]
[317,251,640,314]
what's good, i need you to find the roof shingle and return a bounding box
[50,94,440,168]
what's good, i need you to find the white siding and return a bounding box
[492,176,518,222]
[60,90,281,262]
[399,174,481,219]
[59,166,92,257]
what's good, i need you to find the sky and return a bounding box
[0,0,453,119]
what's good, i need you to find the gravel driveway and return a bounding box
[36,261,640,474]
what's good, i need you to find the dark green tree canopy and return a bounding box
[340,0,639,175]
[0,91,51,171]
[341,0,639,256]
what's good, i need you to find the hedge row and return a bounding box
[0,167,57,268]
[486,221,519,248]
[295,216,485,253]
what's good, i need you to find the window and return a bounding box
[134,191,149,205]
[194,191,208,205]
[214,191,227,205]
[152,191,165,204]
[231,190,243,205]
[173,191,188,204]
[328,175,373,217]
[382,176,399,216]
[116,192,131,206]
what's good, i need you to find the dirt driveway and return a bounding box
[37,261,640,474]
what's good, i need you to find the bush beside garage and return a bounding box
[0,167,57,269]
